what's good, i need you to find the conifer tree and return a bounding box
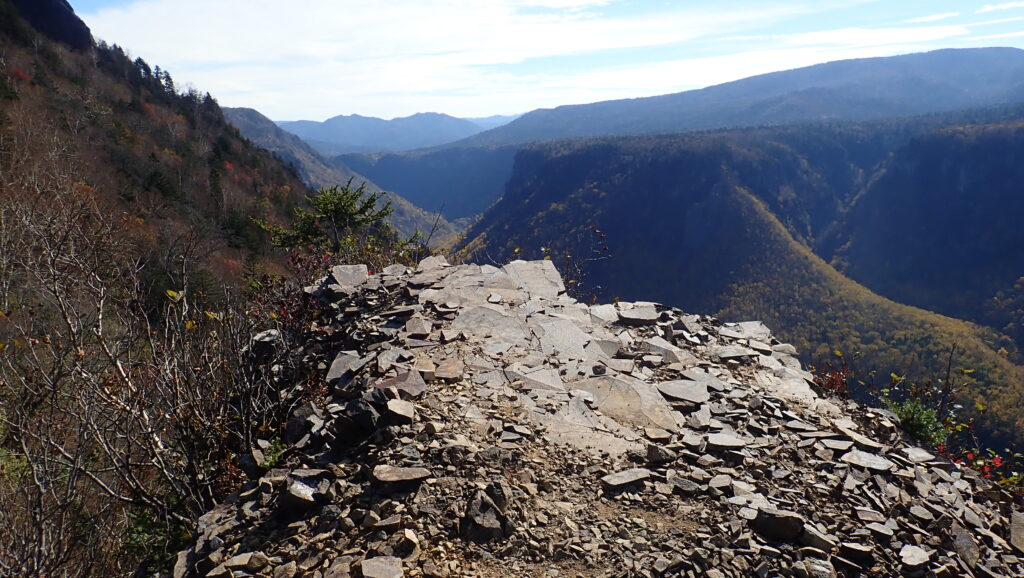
[256,178,393,253]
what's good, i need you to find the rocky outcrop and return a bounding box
[175,259,1024,577]
[13,0,92,51]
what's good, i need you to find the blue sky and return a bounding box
[69,1,1024,121]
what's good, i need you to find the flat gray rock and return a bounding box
[503,260,565,299]
[866,522,893,537]
[601,468,652,489]
[371,465,432,484]
[951,522,979,568]
[404,317,432,337]
[571,375,679,431]
[282,479,316,509]
[589,303,619,324]
[361,556,404,578]
[435,358,465,381]
[682,368,730,391]
[646,444,676,463]
[374,371,427,399]
[715,345,757,359]
[222,553,259,570]
[798,558,836,578]
[757,371,818,404]
[729,321,773,342]
[331,264,368,288]
[688,404,712,429]
[833,420,885,450]
[327,352,370,386]
[416,255,449,271]
[506,366,564,391]
[657,380,710,404]
[903,447,935,463]
[533,397,640,457]
[618,305,658,325]
[586,338,620,359]
[707,432,748,449]
[899,544,930,567]
[800,525,837,552]
[1012,511,1024,553]
[534,318,592,360]
[840,449,895,472]
[452,306,530,344]
[385,399,416,424]
[821,439,854,451]
[645,336,697,366]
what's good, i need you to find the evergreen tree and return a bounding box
[256,179,393,253]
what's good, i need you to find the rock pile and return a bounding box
[175,259,1024,577]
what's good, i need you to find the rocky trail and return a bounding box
[174,259,1024,577]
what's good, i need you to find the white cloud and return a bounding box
[972,29,1024,39]
[85,0,819,119]
[88,1,760,69]
[977,2,1024,13]
[778,25,970,48]
[973,16,1024,25]
[906,12,959,23]
[78,0,1018,120]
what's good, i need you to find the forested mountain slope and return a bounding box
[0,1,330,573]
[0,3,319,280]
[837,122,1024,350]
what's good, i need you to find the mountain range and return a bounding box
[223,107,457,242]
[458,47,1024,147]
[276,111,517,155]
[337,48,1024,225]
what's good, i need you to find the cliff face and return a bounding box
[12,0,92,50]
[175,259,1024,577]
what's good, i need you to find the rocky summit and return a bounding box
[175,259,1024,577]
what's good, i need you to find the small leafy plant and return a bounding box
[881,394,948,447]
[263,436,287,468]
[813,346,1024,494]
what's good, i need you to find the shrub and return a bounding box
[881,395,948,447]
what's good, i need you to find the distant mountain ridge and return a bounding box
[454,47,1024,147]
[341,48,1024,223]
[278,112,495,155]
[463,113,522,130]
[224,107,458,242]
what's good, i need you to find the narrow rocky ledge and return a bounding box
[175,258,1024,577]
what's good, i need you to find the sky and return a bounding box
[69,1,1024,121]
